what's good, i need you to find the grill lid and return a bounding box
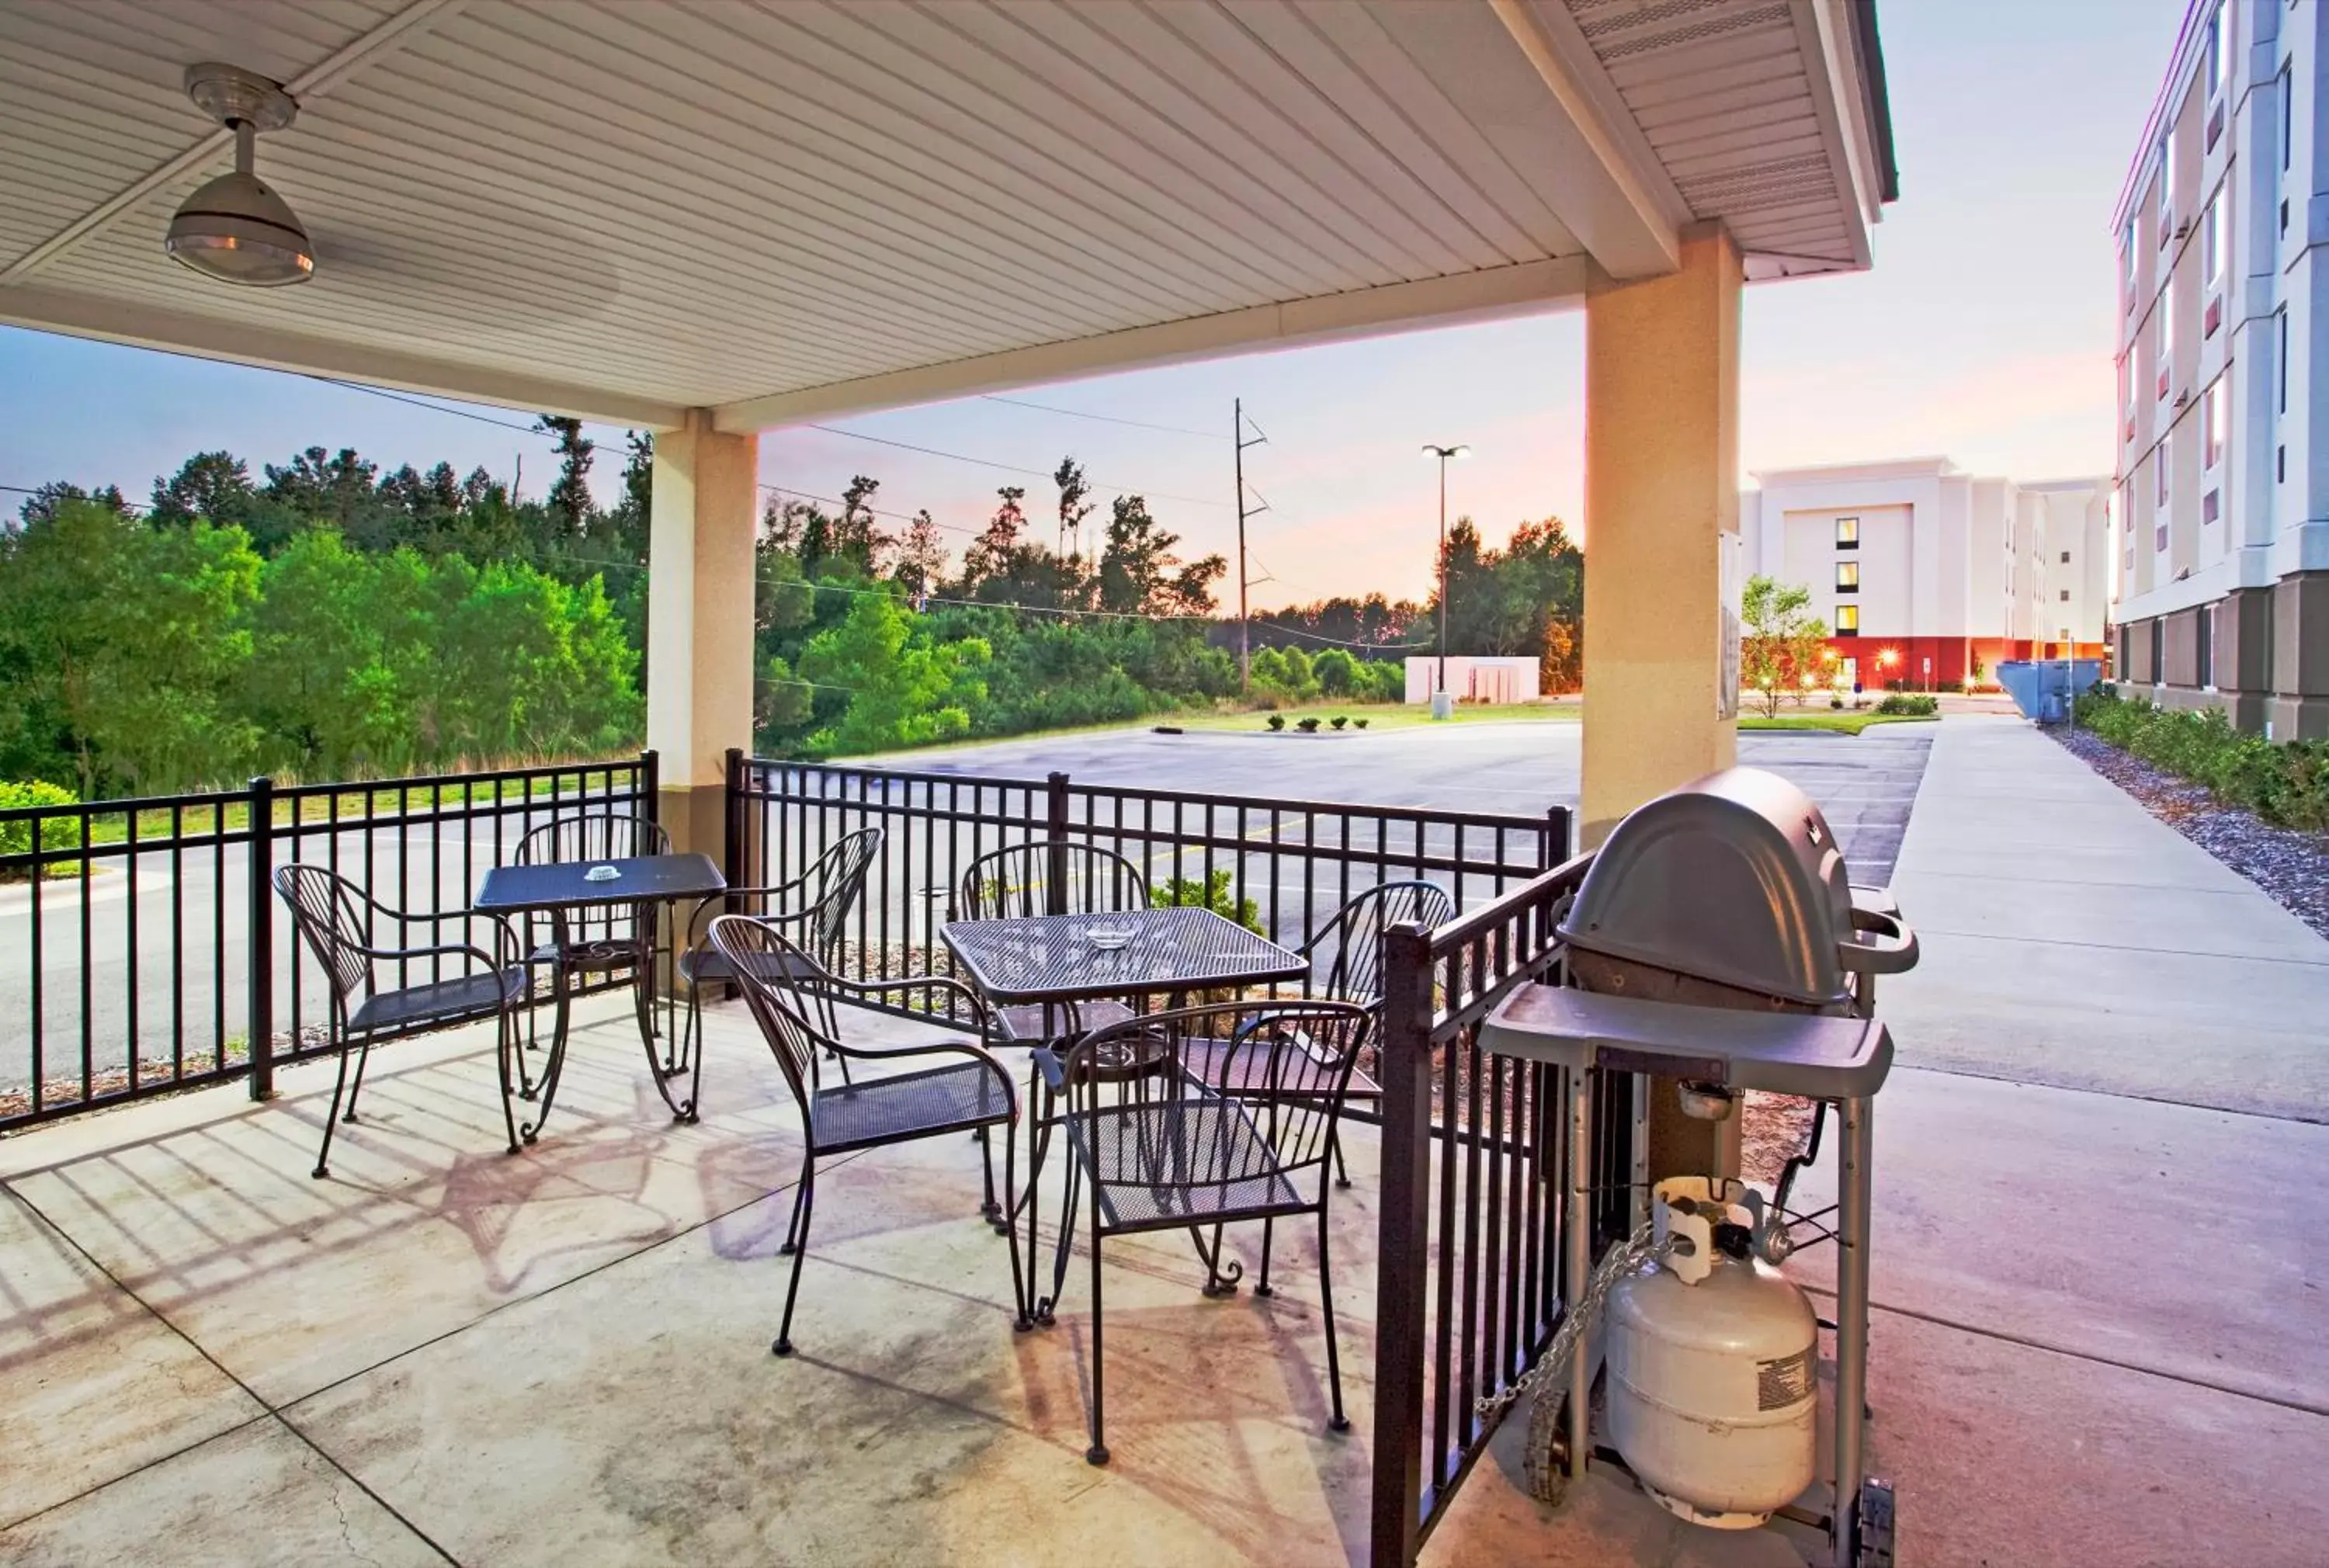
[1557,768,1855,1008]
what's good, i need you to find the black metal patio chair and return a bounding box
[273,863,528,1179]
[512,809,671,1070]
[1180,879,1453,1186]
[956,840,1151,1044]
[672,827,882,1118]
[709,914,1025,1357]
[1029,997,1373,1465]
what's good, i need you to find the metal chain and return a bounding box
[1473,1220,1671,1501]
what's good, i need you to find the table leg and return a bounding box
[636,909,699,1122]
[520,916,577,1144]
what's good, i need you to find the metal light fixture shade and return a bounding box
[165,63,315,287]
[166,167,314,286]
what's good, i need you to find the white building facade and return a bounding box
[2112,0,2329,736]
[1741,458,2109,690]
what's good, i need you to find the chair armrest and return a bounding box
[819,973,991,1035]
[352,938,508,975]
[1033,1047,1067,1094]
[677,887,818,951]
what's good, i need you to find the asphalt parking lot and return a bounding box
[887,717,1935,884]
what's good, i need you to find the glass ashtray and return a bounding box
[1084,924,1134,951]
[583,865,623,883]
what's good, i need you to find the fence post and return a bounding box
[640,749,661,823]
[1370,921,1437,1568]
[247,776,276,1102]
[1543,806,1571,869]
[723,747,746,890]
[1045,771,1071,916]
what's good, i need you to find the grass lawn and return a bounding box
[1737,712,1941,735]
[1171,700,1579,734]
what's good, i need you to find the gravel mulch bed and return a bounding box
[2050,726,2329,941]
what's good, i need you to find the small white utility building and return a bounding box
[1404,657,1541,706]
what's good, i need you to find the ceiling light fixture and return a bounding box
[165,63,315,287]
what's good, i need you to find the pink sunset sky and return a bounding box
[2,0,2185,612]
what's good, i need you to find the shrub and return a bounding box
[1265,713,1285,731]
[0,779,79,875]
[1152,868,1262,933]
[2074,688,2329,832]
[1876,693,1939,717]
[1353,718,1369,730]
[1330,715,1348,730]
[1830,697,1845,711]
[1296,716,1321,733]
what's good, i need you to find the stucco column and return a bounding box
[1580,221,1742,847]
[1581,223,1743,1184]
[646,409,758,861]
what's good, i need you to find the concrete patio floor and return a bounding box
[5,715,2326,1567]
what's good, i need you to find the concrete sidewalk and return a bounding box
[1803,716,2329,1566]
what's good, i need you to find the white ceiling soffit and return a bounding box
[0,0,1883,431]
[1550,0,1888,282]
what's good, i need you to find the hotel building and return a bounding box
[2112,0,2329,736]
[1740,458,2109,691]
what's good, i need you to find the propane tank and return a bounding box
[1606,1176,1818,1529]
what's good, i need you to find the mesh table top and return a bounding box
[940,907,1305,1004]
[474,853,725,914]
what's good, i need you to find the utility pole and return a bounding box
[1235,399,1268,694]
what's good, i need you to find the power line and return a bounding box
[306,376,553,437]
[800,421,1228,509]
[757,483,981,537]
[979,393,1226,441]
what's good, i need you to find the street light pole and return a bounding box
[1422,443,1469,709]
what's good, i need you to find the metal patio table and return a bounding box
[474,852,726,1138]
[939,905,1310,1321]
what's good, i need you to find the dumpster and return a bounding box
[1994,658,2102,723]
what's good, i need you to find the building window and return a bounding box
[2157,130,2174,229]
[2203,194,2223,285]
[2060,550,2072,564]
[2284,66,2295,172]
[1834,516,1860,549]
[2280,310,2289,412]
[1834,605,1859,636]
[2205,7,2223,97]
[2206,378,2227,467]
[2158,287,2174,397]
[2156,444,2171,508]
[2060,588,2072,602]
[2152,624,2164,684]
[1835,562,1860,593]
[2197,602,2216,689]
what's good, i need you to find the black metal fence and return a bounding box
[0,755,653,1129]
[1368,852,1632,1566]
[727,754,1571,1011]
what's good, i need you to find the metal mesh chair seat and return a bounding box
[677,943,817,988]
[994,998,1137,1046]
[1063,1097,1304,1230]
[1178,1035,1382,1103]
[349,967,530,1036]
[812,1056,1014,1154]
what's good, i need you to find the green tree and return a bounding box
[149,451,260,530]
[797,591,989,757]
[0,501,261,794]
[1096,494,1224,616]
[1739,574,1830,718]
[536,415,595,538]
